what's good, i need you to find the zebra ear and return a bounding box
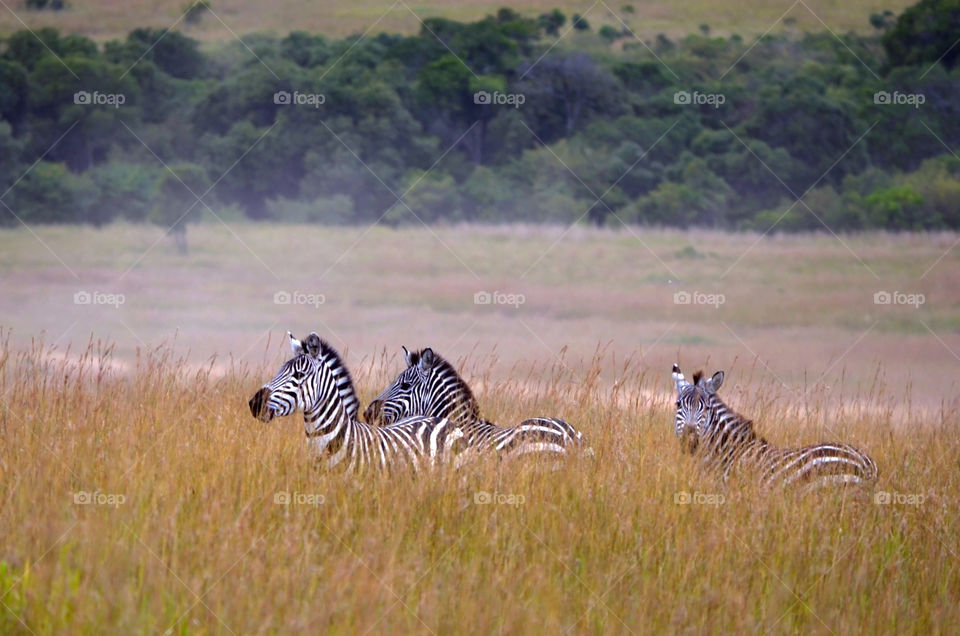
[706,371,724,393]
[672,364,689,392]
[419,348,437,370]
[288,331,305,356]
[304,332,322,358]
[403,346,414,367]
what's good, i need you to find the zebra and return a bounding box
[672,364,877,489]
[363,346,586,457]
[249,332,466,472]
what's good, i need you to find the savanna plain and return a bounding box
[1,223,959,633]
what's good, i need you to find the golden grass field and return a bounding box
[1,222,959,633]
[1,0,917,43]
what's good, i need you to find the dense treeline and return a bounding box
[1,0,959,233]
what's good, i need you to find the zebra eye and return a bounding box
[676,400,681,407]
[400,382,412,391]
[292,370,305,381]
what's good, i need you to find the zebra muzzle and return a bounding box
[680,431,699,454]
[249,387,274,422]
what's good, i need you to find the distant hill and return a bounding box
[1,0,916,43]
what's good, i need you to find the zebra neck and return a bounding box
[430,364,481,424]
[705,399,770,453]
[303,405,354,455]
[299,345,364,452]
[420,388,478,425]
[317,344,361,421]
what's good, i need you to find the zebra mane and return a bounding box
[705,387,766,445]
[692,370,704,385]
[412,348,482,419]
[315,338,360,420]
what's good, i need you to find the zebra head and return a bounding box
[364,346,435,424]
[672,364,724,453]
[249,331,327,423]
[364,347,478,425]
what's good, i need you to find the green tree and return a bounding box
[191,62,296,135]
[280,31,330,68]
[110,28,207,79]
[693,131,805,216]
[28,55,139,171]
[388,171,462,224]
[869,10,896,30]
[866,65,960,171]
[3,27,62,70]
[149,163,208,252]
[864,185,927,229]
[0,122,25,223]
[89,161,159,222]
[461,165,516,220]
[200,120,301,220]
[415,55,505,165]
[0,59,29,127]
[598,26,620,42]
[904,155,960,227]
[6,161,99,224]
[537,10,567,36]
[883,0,960,70]
[629,159,733,227]
[25,0,66,9]
[519,52,622,141]
[743,73,868,191]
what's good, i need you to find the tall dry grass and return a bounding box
[1,333,957,634]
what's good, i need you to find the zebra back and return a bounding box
[672,364,877,489]
[365,346,585,456]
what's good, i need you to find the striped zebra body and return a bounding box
[364,347,585,457]
[249,332,464,472]
[672,364,877,489]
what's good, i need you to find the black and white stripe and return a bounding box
[364,347,585,456]
[249,332,464,472]
[672,364,877,488]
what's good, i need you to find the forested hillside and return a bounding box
[2,0,959,231]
